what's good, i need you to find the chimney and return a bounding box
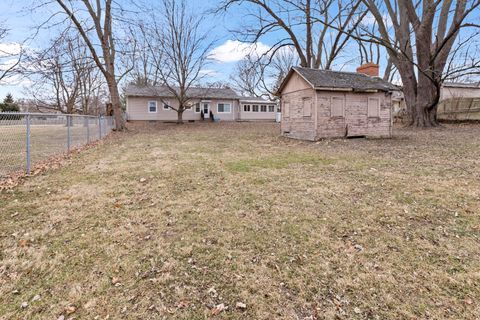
[356,62,379,77]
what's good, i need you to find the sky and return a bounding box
[3,0,472,100]
[0,0,267,99]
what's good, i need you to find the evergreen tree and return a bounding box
[0,93,20,112]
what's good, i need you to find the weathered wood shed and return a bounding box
[277,67,397,140]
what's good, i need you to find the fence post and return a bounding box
[99,116,102,139]
[86,116,90,143]
[67,115,71,152]
[26,113,31,175]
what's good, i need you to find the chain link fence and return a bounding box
[0,113,114,178]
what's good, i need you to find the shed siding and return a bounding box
[127,97,238,121]
[315,92,392,139]
[282,73,312,94]
[280,88,316,140]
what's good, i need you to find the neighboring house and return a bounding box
[392,82,480,121]
[277,65,396,141]
[437,82,480,121]
[125,84,278,122]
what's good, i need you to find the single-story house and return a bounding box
[437,82,480,121]
[391,82,480,121]
[125,84,278,122]
[277,65,397,140]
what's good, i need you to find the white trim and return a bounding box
[148,100,157,113]
[194,102,201,113]
[242,104,251,112]
[217,102,232,113]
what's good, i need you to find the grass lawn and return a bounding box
[1,122,479,319]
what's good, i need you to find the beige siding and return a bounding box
[282,72,312,94]
[126,96,238,121]
[239,102,278,121]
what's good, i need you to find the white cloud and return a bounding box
[199,69,219,77]
[0,42,22,58]
[209,40,271,63]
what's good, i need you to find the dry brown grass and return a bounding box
[1,122,479,319]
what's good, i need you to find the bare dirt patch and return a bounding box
[1,122,479,319]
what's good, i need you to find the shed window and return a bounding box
[252,105,259,112]
[260,105,267,112]
[268,105,275,112]
[194,103,201,113]
[218,103,231,113]
[284,102,290,117]
[331,97,344,117]
[368,98,380,117]
[148,101,157,113]
[303,97,312,117]
[243,104,251,112]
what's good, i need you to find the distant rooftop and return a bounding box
[126,84,239,100]
[443,82,480,89]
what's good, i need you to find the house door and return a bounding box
[202,103,210,116]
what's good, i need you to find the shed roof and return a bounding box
[277,67,397,94]
[126,84,239,100]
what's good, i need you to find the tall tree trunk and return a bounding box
[106,77,124,130]
[177,108,184,124]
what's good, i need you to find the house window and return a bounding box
[148,101,157,113]
[260,105,267,112]
[217,103,231,113]
[163,102,171,110]
[252,105,259,112]
[243,104,251,112]
[194,103,201,113]
[368,97,380,118]
[331,97,344,117]
[284,102,290,117]
[303,97,312,117]
[268,105,275,112]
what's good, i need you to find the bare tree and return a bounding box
[25,34,106,115]
[230,55,263,97]
[232,47,299,98]
[0,27,23,84]
[361,0,480,127]
[218,0,368,70]
[142,0,214,124]
[53,0,131,129]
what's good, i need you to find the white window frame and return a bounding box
[194,102,201,113]
[243,104,251,112]
[217,102,231,113]
[268,105,275,112]
[260,105,267,112]
[252,104,259,112]
[148,101,157,113]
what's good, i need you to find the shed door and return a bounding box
[345,98,368,137]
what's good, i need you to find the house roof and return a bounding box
[239,96,277,104]
[443,82,480,89]
[277,67,397,94]
[126,84,239,100]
